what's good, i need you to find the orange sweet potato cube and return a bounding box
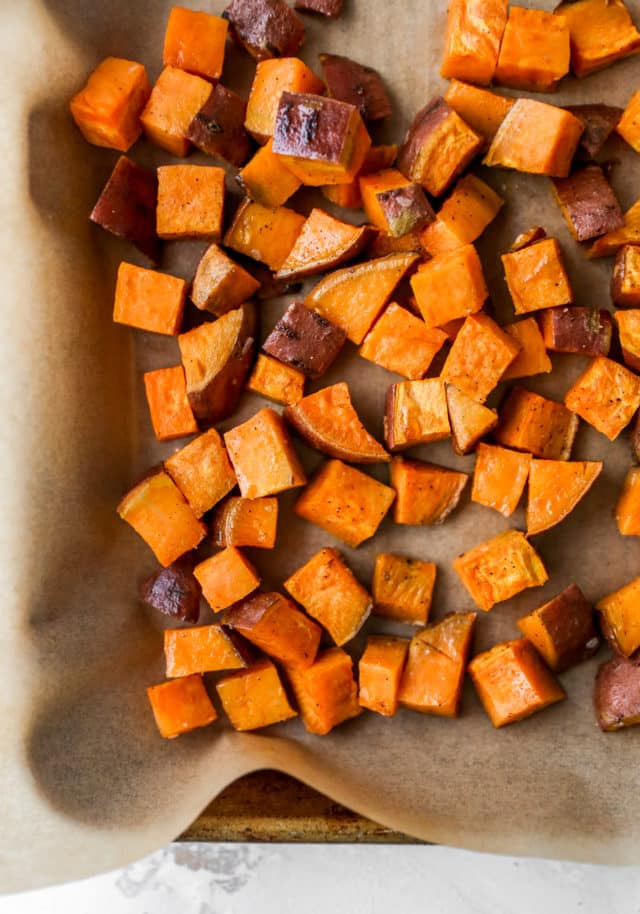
[494,387,579,459]
[468,638,565,727]
[359,303,447,380]
[391,457,469,526]
[556,0,640,77]
[372,553,436,625]
[589,199,640,259]
[612,245,640,307]
[238,140,302,209]
[147,674,217,739]
[445,384,498,455]
[502,318,552,379]
[410,244,488,329]
[516,584,600,673]
[217,659,298,731]
[614,309,640,372]
[494,7,570,93]
[295,459,395,548]
[143,366,197,442]
[224,408,307,498]
[163,6,228,80]
[471,443,531,517]
[284,547,372,646]
[164,429,237,518]
[118,471,206,566]
[384,378,451,451]
[194,547,260,613]
[247,354,305,405]
[597,576,640,657]
[70,57,150,152]
[440,0,508,85]
[618,89,640,154]
[245,58,324,143]
[191,243,260,316]
[164,625,252,677]
[224,199,305,272]
[287,647,361,735]
[617,467,640,536]
[420,174,504,257]
[501,238,573,316]
[564,356,640,441]
[444,79,514,144]
[277,209,373,281]
[212,496,278,549]
[359,636,410,717]
[113,262,186,335]
[441,313,520,403]
[527,459,602,536]
[223,592,322,669]
[360,169,435,237]
[140,66,212,157]
[157,165,225,241]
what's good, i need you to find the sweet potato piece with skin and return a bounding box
[319,54,392,122]
[165,625,252,678]
[509,226,547,252]
[469,638,565,728]
[367,232,425,259]
[237,139,302,208]
[284,547,372,646]
[139,556,201,624]
[539,307,612,357]
[140,66,212,157]
[597,576,640,657]
[295,459,395,548]
[284,382,389,464]
[372,554,436,626]
[502,238,573,317]
[552,166,624,243]
[566,104,623,160]
[617,90,640,153]
[445,384,498,456]
[217,660,297,731]
[494,7,570,93]
[163,7,228,80]
[441,313,520,404]
[420,173,503,257]
[495,387,579,460]
[147,674,216,739]
[555,0,640,78]
[359,637,409,717]
[224,408,306,498]
[178,303,257,425]
[305,253,419,345]
[589,199,640,259]
[295,0,342,15]
[517,584,600,674]
[614,309,640,373]
[391,457,468,526]
[223,591,321,669]
[453,530,548,612]
[384,379,451,452]
[224,0,305,61]
[564,356,640,441]
[472,443,531,517]
[276,210,373,281]
[157,165,225,241]
[444,80,514,145]
[212,496,278,549]
[191,244,260,316]
[440,0,508,85]
[594,655,640,731]
[359,303,447,381]
[527,460,602,536]
[90,156,159,263]
[247,354,305,405]
[262,301,346,379]
[287,647,361,735]
[245,58,323,144]
[612,245,640,307]
[360,170,434,238]
[186,85,252,167]
[410,244,488,329]
[143,366,198,442]
[503,318,551,380]
[223,199,305,272]
[70,57,150,152]
[164,429,237,519]
[616,467,640,535]
[114,262,186,336]
[194,547,260,613]
[321,144,397,210]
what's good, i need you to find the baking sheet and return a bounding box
[2,0,640,892]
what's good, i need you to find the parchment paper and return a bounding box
[2,0,640,892]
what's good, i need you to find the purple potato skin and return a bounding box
[224,0,305,60]
[539,306,613,357]
[186,85,252,167]
[376,184,435,237]
[295,0,342,16]
[140,557,201,624]
[594,654,640,731]
[90,155,159,263]
[566,104,623,160]
[552,165,624,242]
[262,301,346,379]
[272,92,355,164]
[397,97,451,183]
[319,53,392,121]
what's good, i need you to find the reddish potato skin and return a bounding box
[566,104,622,160]
[611,245,640,308]
[319,53,392,121]
[594,655,640,731]
[224,0,305,60]
[397,97,450,182]
[273,92,355,164]
[186,85,252,167]
[539,307,612,356]
[262,301,346,379]
[552,165,624,242]
[377,185,435,237]
[90,156,159,263]
[295,0,342,16]
[140,557,201,624]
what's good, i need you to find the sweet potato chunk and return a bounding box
[444,80,514,144]
[247,353,305,405]
[143,366,198,442]
[164,429,237,518]
[360,170,434,238]
[616,467,640,535]
[147,674,216,739]
[186,85,251,167]
[633,412,640,462]
[494,7,569,93]
[70,56,150,152]
[420,173,503,257]
[359,303,447,380]
[118,471,206,567]
[594,655,640,731]
[191,244,260,316]
[509,226,547,252]
[163,7,228,80]
[471,443,531,517]
[384,379,450,452]
[397,97,483,197]
[178,303,257,424]
[410,244,487,329]
[285,382,389,464]
[495,387,579,460]
[140,66,212,157]
[321,143,397,210]
[484,99,584,178]
[567,104,623,160]
[320,53,391,122]
[295,459,395,548]
[157,165,225,241]
[556,0,640,77]
[398,612,476,718]
[276,209,372,280]
[165,625,251,677]
[612,245,640,308]
[139,557,201,624]
[617,90,640,154]
[224,198,305,272]
[564,356,640,441]
[262,301,346,379]
[223,591,321,669]
[246,58,323,143]
[539,306,612,357]
[90,156,159,263]
[217,659,297,730]
[517,584,600,673]
[284,547,372,646]
[224,407,306,498]
[359,636,409,717]
[597,576,640,657]
[527,459,602,536]
[445,384,498,455]
[194,547,260,613]
[391,457,468,526]
[295,0,342,15]
[287,647,361,735]
[614,310,640,374]
[213,496,278,549]
[589,199,640,258]
[469,638,565,728]
[372,554,436,625]
[305,252,419,345]
[502,318,552,380]
[440,0,508,85]
[441,313,520,403]
[224,0,305,60]
[367,231,424,259]
[114,262,186,336]
[502,238,573,316]
[453,530,548,612]
[552,166,624,243]
[238,139,302,208]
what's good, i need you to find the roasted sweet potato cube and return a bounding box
[194,547,260,613]
[90,156,159,263]
[539,306,612,357]
[441,313,520,403]
[295,0,342,15]
[140,66,212,157]
[245,57,323,144]
[360,170,434,238]
[179,303,257,424]
[276,209,372,280]
[372,553,436,626]
[143,366,198,442]
[305,252,419,345]
[485,99,584,178]
[614,310,640,374]
[70,56,150,152]
[164,429,237,518]
[444,80,514,144]
[453,530,548,612]
[284,547,372,646]
[502,318,552,380]
[616,467,640,535]
[397,97,483,197]
[287,647,361,735]
[597,576,640,657]
[384,379,450,452]
[147,674,216,739]
[212,496,278,549]
[502,238,573,316]
[321,143,397,210]
[359,636,409,717]
[367,231,425,259]
[590,199,640,258]
[552,166,624,243]
[612,245,640,308]
[398,612,476,717]
[440,0,508,85]
[217,660,297,730]
[527,459,602,536]
[186,85,252,167]
[139,557,201,624]
[517,584,600,674]
[223,592,321,669]
[284,382,389,464]
[247,354,305,405]
[224,0,305,60]
[509,226,547,252]
[163,7,228,80]
[262,301,346,379]
[471,443,531,517]
[359,303,447,380]
[445,384,498,455]
[224,408,306,498]
[594,655,640,731]
[564,356,640,441]
[237,140,302,208]
[191,244,260,316]
[567,104,623,160]
[469,638,565,728]
[420,173,503,257]
[410,244,487,329]
[224,198,305,272]
[165,624,251,677]
[495,387,578,459]
[114,262,186,335]
[156,165,225,241]
[617,90,640,153]
[319,53,391,122]
[494,7,569,93]
[295,459,395,548]
[556,0,640,77]
[391,457,468,526]
[118,471,206,567]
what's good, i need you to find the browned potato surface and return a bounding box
[319,53,392,121]
[539,306,612,356]
[139,557,201,623]
[186,84,252,167]
[224,0,305,60]
[262,301,346,379]
[552,165,624,242]
[295,0,342,15]
[566,104,622,160]
[594,655,640,731]
[90,155,159,263]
